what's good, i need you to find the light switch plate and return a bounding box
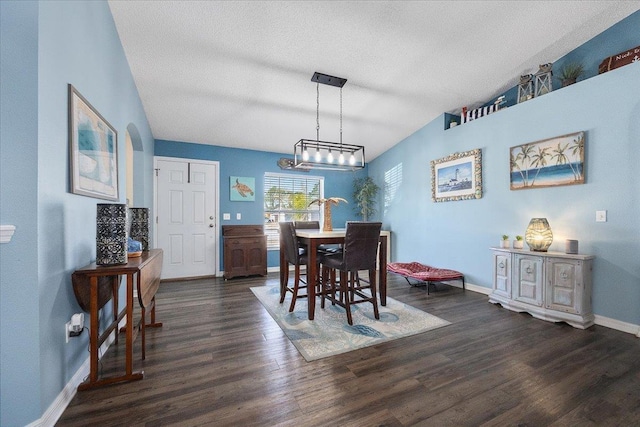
[223,213,231,220]
[236,213,242,220]
[596,210,607,222]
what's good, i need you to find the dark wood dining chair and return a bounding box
[293,220,320,230]
[319,221,382,325]
[279,222,310,312]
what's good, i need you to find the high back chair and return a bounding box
[320,221,382,325]
[293,220,320,230]
[279,222,310,312]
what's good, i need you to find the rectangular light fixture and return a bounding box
[293,72,365,171]
[294,139,365,171]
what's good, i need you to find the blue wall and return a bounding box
[369,28,640,328]
[0,2,41,425]
[155,140,367,268]
[0,1,155,426]
[1,3,638,425]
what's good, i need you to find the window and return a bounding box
[384,163,403,215]
[264,173,324,249]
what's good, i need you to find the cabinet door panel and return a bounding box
[546,259,581,314]
[493,253,511,298]
[514,255,543,306]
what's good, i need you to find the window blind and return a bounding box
[264,173,323,249]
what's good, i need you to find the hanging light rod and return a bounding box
[294,72,364,171]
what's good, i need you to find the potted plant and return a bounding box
[501,234,510,248]
[513,235,524,249]
[353,177,380,221]
[559,62,584,87]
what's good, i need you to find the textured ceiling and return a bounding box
[108,1,639,161]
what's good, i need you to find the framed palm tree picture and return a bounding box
[510,131,585,190]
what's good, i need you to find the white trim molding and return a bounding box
[0,225,16,243]
[26,317,127,427]
[594,314,640,337]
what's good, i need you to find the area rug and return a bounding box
[251,285,451,361]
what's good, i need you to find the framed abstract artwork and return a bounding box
[230,176,255,201]
[431,148,483,202]
[68,84,119,201]
[510,131,585,190]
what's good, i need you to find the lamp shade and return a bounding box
[525,218,553,252]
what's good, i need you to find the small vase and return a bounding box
[500,240,510,249]
[513,240,524,249]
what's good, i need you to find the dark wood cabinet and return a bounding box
[222,225,267,279]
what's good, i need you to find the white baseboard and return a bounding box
[594,314,640,336]
[28,316,127,427]
[443,280,491,296]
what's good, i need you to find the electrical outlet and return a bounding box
[65,321,71,343]
[596,210,607,222]
[236,213,241,220]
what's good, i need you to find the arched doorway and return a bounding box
[125,123,143,206]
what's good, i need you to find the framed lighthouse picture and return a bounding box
[431,148,483,202]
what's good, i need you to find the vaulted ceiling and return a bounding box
[108,1,639,161]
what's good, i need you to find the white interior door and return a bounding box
[155,157,219,279]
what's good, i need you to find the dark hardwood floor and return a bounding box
[57,273,640,426]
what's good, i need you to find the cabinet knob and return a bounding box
[210,216,214,220]
[209,224,214,228]
[498,262,505,268]
[526,267,533,274]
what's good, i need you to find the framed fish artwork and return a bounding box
[230,176,255,201]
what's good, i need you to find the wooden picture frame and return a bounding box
[68,84,119,201]
[510,131,585,190]
[431,148,482,202]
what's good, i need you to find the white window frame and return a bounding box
[264,172,324,249]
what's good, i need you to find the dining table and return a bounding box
[280,228,390,320]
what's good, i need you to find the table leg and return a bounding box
[379,236,388,306]
[89,276,99,384]
[125,273,134,375]
[307,239,318,320]
[111,276,119,345]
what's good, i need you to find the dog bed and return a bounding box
[387,261,465,294]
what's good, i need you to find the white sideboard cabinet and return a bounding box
[489,248,595,329]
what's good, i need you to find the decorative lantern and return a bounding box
[96,203,128,265]
[517,74,534,103]
[129,207,150,251]
[534,63,553,97]
[525,218,553,252]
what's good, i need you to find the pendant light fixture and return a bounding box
[294,72,365,171]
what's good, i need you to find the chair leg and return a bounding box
[280,265,289,303]
[344,272,353,325]
[369,268,380,320]
[289,264,300,312]
[320,265,327,309]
